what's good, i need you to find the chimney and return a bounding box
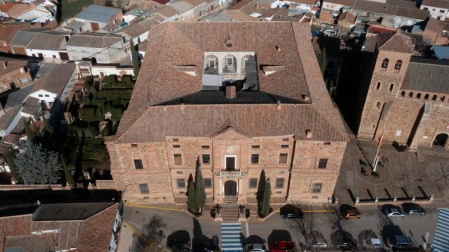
[277,100,281,109]
[302,94,310,101]
[226,86,236,99]
[2,61,7,69]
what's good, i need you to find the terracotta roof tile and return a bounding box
[31,63,75,95]
[353,0,430,20]
[324,0,355,7]
[0,215,32,251]
[0,22,31,43]
[110,22,349,143]
[379,31,415,53]
[26,32,65,50]
[422,0,449,8]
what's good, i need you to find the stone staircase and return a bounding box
[220,207,239,221]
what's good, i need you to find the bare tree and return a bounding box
[136,214,167,252]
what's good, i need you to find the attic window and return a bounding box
[225,34,232,47]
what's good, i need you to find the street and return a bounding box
[120,204,439,251]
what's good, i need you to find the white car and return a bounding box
[384,207,405,217]
[322,29,337,37]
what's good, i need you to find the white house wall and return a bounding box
[91,66,133,76]
[26,48,63,59]
[322,2,346,11]
[420,5,449,20]
[67,46,112,63]
[29,90,57,106]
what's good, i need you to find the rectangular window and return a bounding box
[204,178,212,188]
[281,145,289,148]
[282,138,289,141]
[202,154,210,164]
[324,142,331,146]
[173,138,179,142]
[226,57,233,65]
[395,130,402,137]
[140,184,149,193]
[318,158,328,169]
[249,178,258,188]
[251,154,259,164]
[276,178,285,188]
[177,179,185,188]
[312,183,322,193]
[279,153,288,164]
[252,145,260,149]
[131,143,138,148]
[176,171,183,174]
[202,145,210,149]
[174,154,182,165]
[440,9,445,13]
[134,159,143,169]
[423,7,428,10]
[38,94,43,97]
[173,145,180,148]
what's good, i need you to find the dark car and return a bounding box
[331,230,357,251]
[387,235,413,250]
[280,204,304,219]
[402,203,426,216]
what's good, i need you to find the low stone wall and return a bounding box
[95,180,116,189]
[0,184,64,190]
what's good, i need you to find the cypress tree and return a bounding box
[130,39,140,78]
[194,162,206,212]
[259,178,271,217]
[186,179,197,212]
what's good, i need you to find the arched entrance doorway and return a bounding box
[433,133,448,147]
[224,180,237,196]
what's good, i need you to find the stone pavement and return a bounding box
[334,138,449,206]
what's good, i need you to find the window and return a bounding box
[176,171,183,174]
[276,178,285,188]
[312,183,322,193]
[423,7,428,10]
[395,130,402,137]
[417,93,421,99]
[177,179,185,188]
[409,92,413,98]
[173,145,180,148]
[441,96,446,102]
[432,95,437,101]
[174,154,182,165]
[381,58,389,69]
[173,138,179,142]
[249,178,258,188]
[279,153,288,164]
[134,159,143,169]
[401,91,405,97]
[209,60,215,68]
[318,158,328,168]
[204,178,212,188]
[376,102,381,109]
[389,84,394,92]
[131,144,138,148]
[376,82,381,90]
[252,145,260,149]
[38,94,43,97]
[324,142,331,146]
[226,57,233,66]
[281,145,289,148]
[140,184,149,193]
[424,94,429,100]
[282,138,289,141]
[202,145,210,149]
[19,68,24,73]
[251,154,259,164]
[394,60,402,71]
[440,10,445,13]
[202,154,210,164]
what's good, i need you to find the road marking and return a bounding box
[246,222,249,237]
[124,220,151,244]
[125,203,184,212]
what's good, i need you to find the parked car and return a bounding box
[358,230,384,250]
[268,241,295,252]
[402,203,426,216]
[387,235,413,250]
[331,230,357,251]
[383,206,405,218]
[245,243,266,252]
[280,204,304,219]
[306,231,327,249]
[341,207,362,219]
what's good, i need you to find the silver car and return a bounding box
[384,207,405,217]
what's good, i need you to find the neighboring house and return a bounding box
[123,8,145,23]
[358,30,449,150]
[0,22,32,53]
[0,202,121,252]
[0,2,54,23]
[25,31,70,60]
[423,17,449,45]
[66,33,129,64]
[338,11,357,28]
[10,28,48,56]
[76,61,133,78]
[352,0,430,29]
[28,63,76,109]
[322,0,355,12]
[0,85,34,137]
[118,16,162,44]
[420,0,449,21]
[272,0,320,9]
[0,59,31,94]
[62,5,123,33]
[105,22,349,206]
[151,5,179,22]
[225,0,295,21]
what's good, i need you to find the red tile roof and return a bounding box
[379,31,415,53]
[109,22,349,143]
[0,22,31,43]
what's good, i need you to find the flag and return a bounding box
[377,133,384,148]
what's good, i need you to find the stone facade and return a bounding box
[358,32,449,150]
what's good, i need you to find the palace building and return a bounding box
[105,22,349,205]
[358,31,449,150]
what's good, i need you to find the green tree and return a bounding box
[259,178,271,217]
[130,39,140,78]
[5,151,21,183]
[14,143,61,184]
[320,47,327,75]
[186,179,197,212]
[194,160,206,212]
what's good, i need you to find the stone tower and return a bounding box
[358,31,415,140]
